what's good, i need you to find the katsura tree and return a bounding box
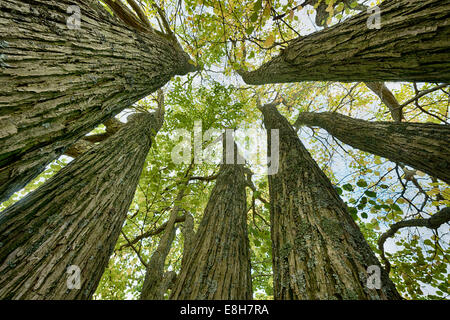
[259,99,401,299]
[238,0,450,84]
[140,165,192,300]
[0,109,164,299]
[294,112,450,184]
[170,137,252,299]
[94,81,254,299]
[0,0,195,203]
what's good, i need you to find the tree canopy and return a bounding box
[0,0,449,300]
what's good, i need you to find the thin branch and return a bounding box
[378,207,450,274]
[119,215,186,250]
[400,84,449,108]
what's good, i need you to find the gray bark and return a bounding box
[140,187,186,300]
[0,0,195,203]
[239,0,450,84]
[261,103,401,299]
[295,112,450,184]
[0,112,162,299]
[365,82,403,122]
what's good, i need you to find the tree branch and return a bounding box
[119,215,186,250]
[365,82,403,122]
[378,207,450,274]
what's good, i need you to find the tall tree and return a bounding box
[260,101,401,299]
[170,139,252,300]
[238,0,450,84]
[0,0,195,203]
[140,167,192,300]
[294,112,450,184]
[0,111,163,299]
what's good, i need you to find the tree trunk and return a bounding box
[0,0,195,203]
[170,152,252,299]
[0,112,163,299]
[294,112,450,184]
[140,186,187,300]
[261,103,401,299]
[239,0,450,84]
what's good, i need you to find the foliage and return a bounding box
[3,0,448,300]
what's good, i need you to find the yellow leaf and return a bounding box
[288,9,295,21]
[264,34,275,47]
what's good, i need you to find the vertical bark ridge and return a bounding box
[261,104,401,300]
[170,141,252,299]
[0,0,195,203]
[0,112,162,299]
[239,0,450,84]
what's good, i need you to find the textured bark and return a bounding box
[0,0,195,203]
[0,112,162,299]
[180,212,195,270]
[170,150,252,299]
[239,0,450,84]
[140,187,186,300]
[261,104,401,300]
[295,112,450,184]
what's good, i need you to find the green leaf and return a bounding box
[250,12,258,22]
[342,183,353,192]
[246,26,255,35]
[356,179,368,188]
[364,190,377,198]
